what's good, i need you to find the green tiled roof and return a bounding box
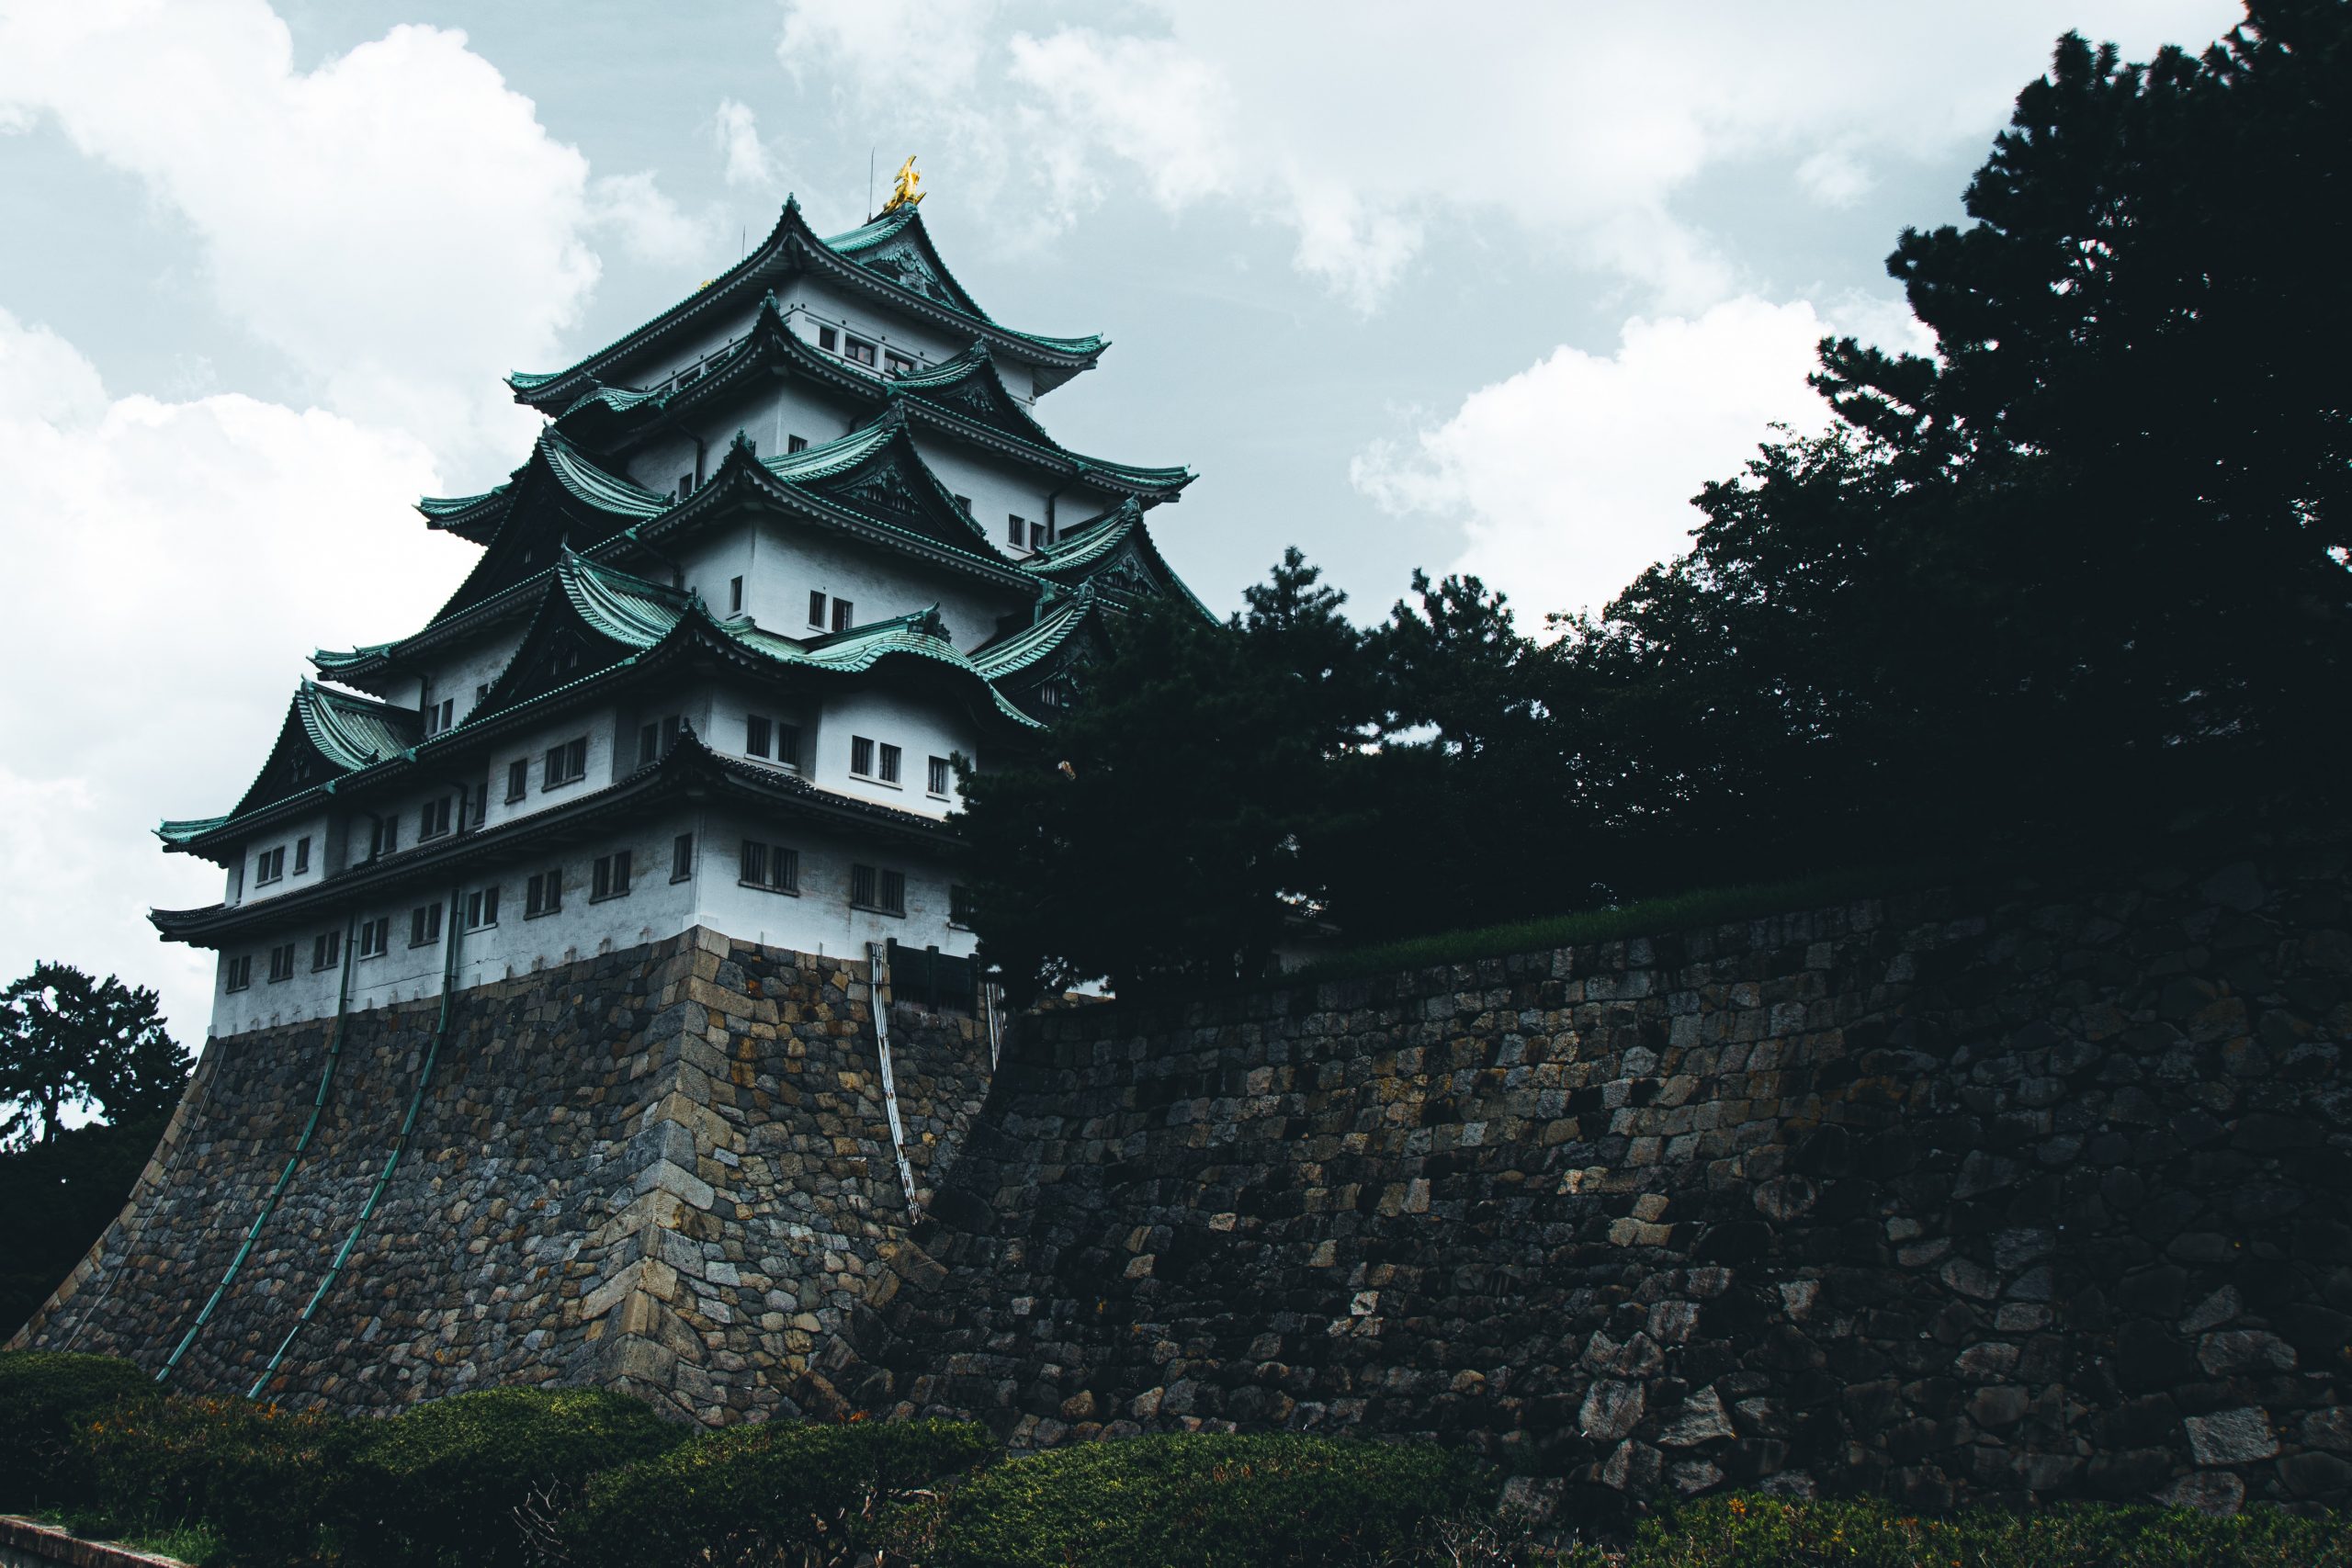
[540,427,669,518]
[295,680,411,770]
[555,550,689,648]
[970,591,1093,680]
[418,485,508,519]
[157,814,231,845]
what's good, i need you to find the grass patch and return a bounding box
[1290,860,1960,987]
[34,1509,226,1566]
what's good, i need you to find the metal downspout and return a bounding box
[156,910,357,1384]
[867,942,921,1220]
[247,885,463,1398]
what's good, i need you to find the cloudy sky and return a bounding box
[0,0,2245,1043]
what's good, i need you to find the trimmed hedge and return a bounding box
[0,1350,157,1508]
[76,1393,359,1568]
[927,1432,1499,1568]
[559,1416,995,1568]
[338,1384,691,1568]
[1624,1495,2352,1567]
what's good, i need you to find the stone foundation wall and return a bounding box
[851,840,2352,1518]
[13,931,989,1427]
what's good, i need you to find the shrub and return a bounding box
[77,1393,359,1567]
[929,1432,1499,1568]
[336,1384,688,1568]
[559,1416,995,1568]
[0,1349,157,1508]
[1624,1495,2352,1568]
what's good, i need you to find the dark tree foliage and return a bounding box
[1,964,188,1334]
[961,2,2351,996]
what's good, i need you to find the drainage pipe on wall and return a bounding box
[154,911,357,1385]
[867,942,922,1220]
[246,884,462,1399]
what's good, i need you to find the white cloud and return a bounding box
[0,0,661,466]
[777,0,2242,311]
[1352,296,1935,619]
[588,171,727,270]
[714,98,777,189]
[0,309,454,1042]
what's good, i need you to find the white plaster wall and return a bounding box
[477,704,621,830]
[418,632,525,728]
[688,803,975,961]
[230,808,332,908]
[816,687,973,821]
[711,515,1026,652]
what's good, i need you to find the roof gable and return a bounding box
[424,432,668,630]
[752,417,1009,568]
[471,552,686,721]
[205,682,416,829]
[820,206,989,321]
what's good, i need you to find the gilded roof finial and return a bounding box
[881,155,923,214]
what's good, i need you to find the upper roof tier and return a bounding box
[507,199,1106,413]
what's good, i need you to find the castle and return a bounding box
[155,170,1203,1038]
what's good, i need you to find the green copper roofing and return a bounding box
[507,198,1104,408]
[970,590,1093,680]
[555,549,689,648]
[312,639,399,674]
[727,604,1044,728]
[418,485,509,519]
[1021,500,1216,620]
[541,427,669,518]
[884,342,1193,494]
[296,680,411,769]
[158,814,232,845]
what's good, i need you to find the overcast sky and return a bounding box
[0,0,2245,1043]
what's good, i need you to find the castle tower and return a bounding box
[154,190,1204,1036]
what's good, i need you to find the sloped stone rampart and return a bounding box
[854,840,2352,1517]
[12,932,989,1427]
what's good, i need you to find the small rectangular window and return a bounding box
[440,697,455,732]
[254,846,285,886]
[293,836,311,874]
[357,918,389,959]
[851,863,876,908]
[639,722,659,768]
[775,722,802,768]
[818,326,838,352]
[1007,513,1025,546]
[1030,519,1047,551]
[267,942,295,983]
[672,833,695,882]
[950,885,976,926]
[850,736,875,777]
[410,902,443,947]
[746,715,771,758]
[880,869,906,917]
[371,817,398,857]
[787,434,808,454]
[808,591,827,628]
[544,736,587,789]
[224,954,252,992]
[844,337,876,367]
[928,756,951,795]
[878,743,901,784]
[526,867,563,918]
[742,842,800,894]
[506,759,528,802]
[312,931,341,972]
[679,471,695,498]
[474,682,489,707]
[464,886,499,930]
[729,576,745,615]
[592,850,632,901]
[831,598,854,632]
[420,795,452,840]
[884,351,914,376]
[740,840,766,887]
[953,494,972,516]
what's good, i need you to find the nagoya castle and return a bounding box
[158,162,1199,1039]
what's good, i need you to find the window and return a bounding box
[787,434,808,455]
[928,756,951,795]
[884,350,914,376]
[831,597,854,632]
[808,591,827,628]
[419,795,453,840]
[254,845,286,885]
[818,326,838,352]
[1035,681,1065,709]
[464,886,500,930]
[312,930,341,972]
[1007,513,1026,546]
[775,722,802,768]
[950,885,976,926]
[729,576,744,615]
[224,954,253,992]
[878,743,902,784]
[474,682,489,708]
[544,736,587,789]
[410,902,443,947]
[592,850,632,901]
[850,736,875,777]
[357,917,389,959]
[678,471,696,499]
[267,942,296,984]
[293,836,311,875]
[422,696,455,737]
[506,759,528,802]
[740,841,800,894]
[290,755,315,786]
[1030,519,1048,551]
[671,832,695,882]
[639,715,682,767]
[843,336,876,367]
[746,714,772,758]
[369,816,399,858]
[851,863,906,916]
[526,867,563,918]
[953,494,972,516]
